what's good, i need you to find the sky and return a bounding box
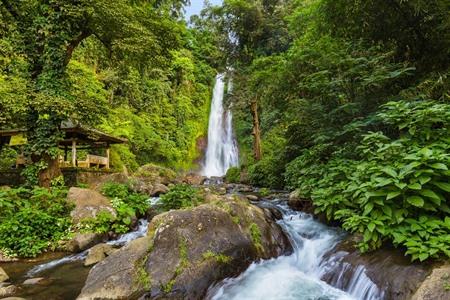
[185,0,223,20]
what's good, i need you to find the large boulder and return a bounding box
[288,189,314,213]
[66,187,116,224]
[63,233,107,253]
[412,264,450,300]
[78,196,291,300]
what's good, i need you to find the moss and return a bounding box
[259,188,270,197]
[163,236,190,294]
[249,223,263,253]
[202,250,232,264]
[133,255,151,290]
[232,216,241,224]
[163,279,176,293]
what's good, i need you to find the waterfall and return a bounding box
[207,201,384,300]
[202,73,239,177]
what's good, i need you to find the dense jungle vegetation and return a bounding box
[212,0,450,261]
[1,0,450,263]
[0,0,220,181]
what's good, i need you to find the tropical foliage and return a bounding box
[205,0,450,261]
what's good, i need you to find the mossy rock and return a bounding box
[78,196,291,299]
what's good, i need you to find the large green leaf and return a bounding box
[430,163,448,170]
[432,182,450,193]
[407,196,424,207]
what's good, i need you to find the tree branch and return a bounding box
[64,30,93,67]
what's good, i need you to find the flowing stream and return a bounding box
[207,201,384,300]
[202,73,239,177]
[26,218,150,277]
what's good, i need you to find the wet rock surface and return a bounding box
[322,236,433,300]
[77,196,291,300]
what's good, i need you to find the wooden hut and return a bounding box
[0,121,127,170]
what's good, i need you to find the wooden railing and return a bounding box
[59,154,109,169]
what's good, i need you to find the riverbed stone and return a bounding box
[0,268,8,283]
[22,277,46,285]
[0,285,17,298]
[181,173,206,185]
[84,243,117,267]
[77,196,291,300]
[1,297,27,300]
[64,232,107,253]
[150,183,169,196]
[246,194,259,201]
[66,187,116,224]
[412,264,450,300]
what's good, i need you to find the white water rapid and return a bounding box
[26,218,150,277]
[207,201,384,300]
[202,74,239,177]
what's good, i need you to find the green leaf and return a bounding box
[418,176,431,185]
[430,163,448,170]
[363,202,374,215]
[368,222,376,232]
[419,189,441,205]
[432,182,450,192]
[418,253,429,262]
[382,205,392,217]
[395,182,407,190]
[363,230,372,242]
[408,183,421,190]
[386,191,401,200]
[381,167,397,178]
[407,196,424,207]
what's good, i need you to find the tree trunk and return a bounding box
[38,154,62,188]
[250,99,262,161]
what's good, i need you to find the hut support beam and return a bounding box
[71,140,77,167]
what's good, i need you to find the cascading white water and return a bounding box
[207,201,384,300]
[202,74,239,177]
[26,218,150,277]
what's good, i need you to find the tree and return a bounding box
[0,0,188,186]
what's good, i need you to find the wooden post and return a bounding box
[64,146,68,162]
[106,144,110,169]
[71,139,77,167]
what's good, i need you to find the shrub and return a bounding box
[0,187,72,257]
[287,100,450,261]
[160,184,202,210]
[86,182,150,234]
[225,167,241,183]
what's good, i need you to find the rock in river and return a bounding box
[77,196,291,300]
[0,268,8,283]
[66,187,116,224]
